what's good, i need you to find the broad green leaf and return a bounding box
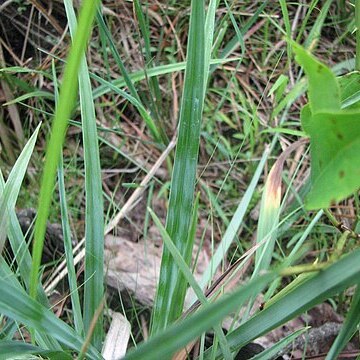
[304,111,360,209]
[63,0,104,348]
[151,0,205,334]
[204,248,360,359]
[294,43,360,209]
[0,279,101,359]
[292,43,341,113]
[300,103,312,135]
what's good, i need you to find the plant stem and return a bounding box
[356,0,360,70]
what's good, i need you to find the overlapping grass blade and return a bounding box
[0,124,40,254]
[250,328,307,360]
[0,172,51,309]
[30,0,100,303]
[0,279,101,360]
[95,10,140,102]
[0,341,73,360]
[133,0,165,139]
[304,0,333,49]
[150,0,206,334]
[63,0,104,348]
[124,273,274,360]
[196,147,269,295]
[91,58,239,100]
[149,209,232,360]
[90,73,162,144]
[204,249,360,359]
[51,58,84,336]
[58,155,84,335]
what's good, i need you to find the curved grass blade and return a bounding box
[90,73,162,144]
[150,0,206,334]
[0,173,51,310]
[0,279,101,360]
[30,0,100,302]
[0,124,40,255]
[63,0,104,348]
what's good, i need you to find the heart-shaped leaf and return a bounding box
[293,43,360,209]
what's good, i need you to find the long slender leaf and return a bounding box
[151,0,206,334]
[0,124,40,254]
[0,279,101,360]
[30,0,100,302]
[51,59,84,336]
[149,209,232,360]
[195,147,269,296]
[204,249,360,359]
[0,342,72,360]
[63,0,104,348]
[124,273,274,360]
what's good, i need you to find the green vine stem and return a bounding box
[324,208,360,239]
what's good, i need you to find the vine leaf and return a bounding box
[293,43,360,209]
[293,42,341,114]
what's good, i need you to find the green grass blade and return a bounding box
[133,0,164,127]
[250,328,307,360]
[253,158,283,276]
[0,173,51,309]
[51,57,84,336]
[58,154,84,336]
[63,0,104,348]
[196,147,269,295]
[216,0,268,62]
[95,10,140,101]
[90,73,162,144]
[204,249,360,358]
[149,209,232,360]
[203,0,219,91]
[0,342,73,360]
[124,273,274,360]
[326,286,360,359]
[0,279,101,360]
[0,124,40,254]
[304,0,333,49]
[91,57,239,100]
[150,0,206,334]
[30,0,100,301]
